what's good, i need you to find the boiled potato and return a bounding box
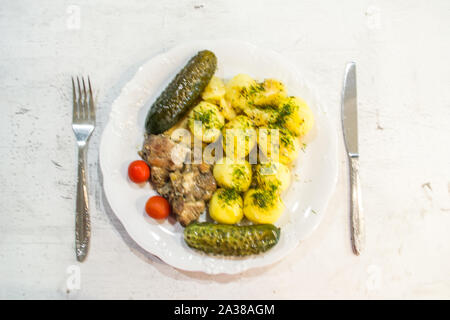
[202,76,226,105]
[278,129,300,164]
[243,188,284,224]
[213,158,252,192]
[278,96,314,137]
[257,127,280,162]
[252,79,287,106]
[225,74,256,112]
[254,162,291,193]
[188,101,225,143]
[209,188,244,224]
[219,97,237,121]
[222,115,257,159]
[258,127,300,165]
[243,105,278,126]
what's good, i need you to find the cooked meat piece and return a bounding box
[193,165,216,201]
[198,162,211,174]
[140,134,189,171]
[150,166,169,188]
[169,165,216,202]
[171,197,205,227]
[168,170,188,197]
[166,164,216,225]
[156,182,173,198]
[140,134,217,226]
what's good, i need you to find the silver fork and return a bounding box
[72,76,95,262]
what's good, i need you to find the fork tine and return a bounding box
[88,76,95,122]
[72,77,77,120]
[77,77,84,119]
[82,77,88,120]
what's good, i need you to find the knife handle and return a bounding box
[349,156,364,255]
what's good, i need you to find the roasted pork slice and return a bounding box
[193,164,216,201]
[169,165,216,202]
[140,134,189,171]
[167,164,216,225]
[140,134,217,226]
[156,182,173,199]
[150,166,169,188]
[171,197,205,227]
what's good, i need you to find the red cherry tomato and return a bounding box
[128,160,150,183]
[145,196,170,219]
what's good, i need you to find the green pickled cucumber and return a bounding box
[145,50,217,134]
[184,222,281,256]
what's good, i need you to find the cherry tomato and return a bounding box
[128,160,150,183]
[145,196,170,219]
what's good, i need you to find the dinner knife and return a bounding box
[341,62,364,255]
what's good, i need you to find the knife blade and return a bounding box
[341,62,364,255]
[342,63,358,156]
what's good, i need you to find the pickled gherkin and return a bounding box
[184,222,280,256]
[145,50,217,134]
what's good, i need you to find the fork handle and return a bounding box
[75,146,91,262]
[349,156,364,255]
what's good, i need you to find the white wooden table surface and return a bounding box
[1,0,449,299]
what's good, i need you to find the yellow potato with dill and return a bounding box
[202,76,226,105]
[222,115,257,159]
[276,96,314,137]
[219,97,237,121]
[213,158,252,192]
[209,188,244,224]
[278,130,300,165]
[243,188,284,224]
[225,74,256,112]
[251,79,287,106]
[243,104,278,126]
[258,127,300,165]
[188,101,225,143]
[255,162,291,193]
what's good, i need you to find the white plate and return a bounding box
[99,40,338,274]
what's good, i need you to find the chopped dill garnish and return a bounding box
[193,108,222,130]
[239,83,265,99]
[218,188,240,204]
[267,181,280,193]
[311,209,317,215]
[280,133,293,147]
[239,87,250,99]
[248,83,265,95]
[194,109,213,127]
[269,101,294,129]
[232,166,246,180]
[251,189,275,209]
[301,143,307,152]
[255,104,278,111]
